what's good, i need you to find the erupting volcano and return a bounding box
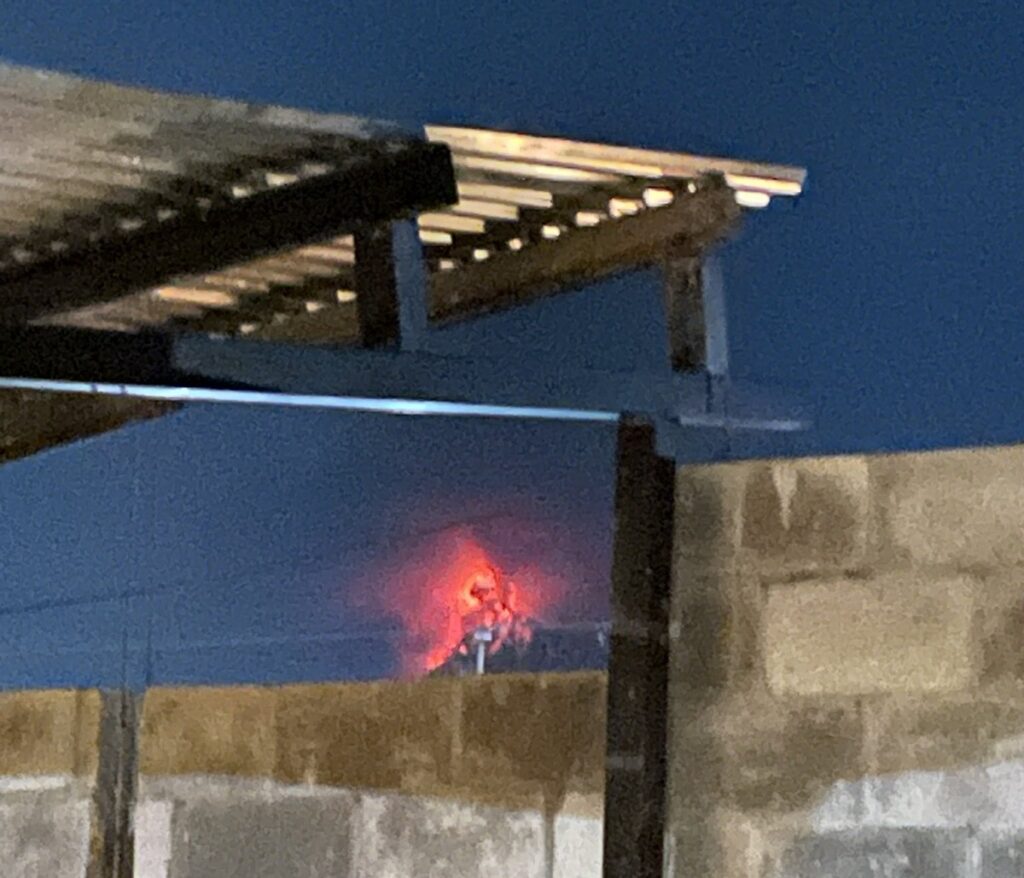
[354,526,570,676]
[441,563,535,674]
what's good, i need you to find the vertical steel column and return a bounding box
[602,416,676,878]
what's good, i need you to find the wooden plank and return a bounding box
[0,141,455,324]
[427,124,808,191]
[603,417,675,878]
[428,180,739,323]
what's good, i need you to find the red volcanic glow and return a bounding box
[356,528,567,676]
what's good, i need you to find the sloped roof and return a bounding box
[46,124,805,338]
[0,61,805,463]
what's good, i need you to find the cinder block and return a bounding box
[970,573,1024,686]
[670,570,761,693]
[866,770,988,830]
[354,791,545,878]
[675,463,749,565]
[883,445,1024,568]
[706,689,864,813]
[809,756,1024,836]
[275,677,461,796]
[276,680,464,795]
[0,795,92,878]
[134,800,173,878]
[763,573,978,696]
[982,833,1024,877]
[769,829,968,878]
[741,457,871,576]
[456,672,605,811]
[141,685,277,779]
[159,792,357,878]
[865,694,1024,775]
[0,689,99,778]
[552,813,602,878]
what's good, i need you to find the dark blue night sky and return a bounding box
[0,1,1021,687]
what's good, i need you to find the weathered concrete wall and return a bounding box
[139,671,605,816]
[136,672,605,877]
[0,689,99,876]
[135,779,557,878]
[0,677,601,877]
[5,443,1024,876]
[668,445,1024,877]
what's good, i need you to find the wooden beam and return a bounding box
[0,142,455,324]
[0,325,256,390]
[661,250,706,372]
[603,417,675,878]
[428,179,740,323]
[354,219,429,349]
[354,225,400,347]
[0,325,805,436]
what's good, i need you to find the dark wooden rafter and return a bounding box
[0,141,351,265]
[428,176,740,323]
[0,141,455,325]
[0,324,243,388]
[603,417,676,878]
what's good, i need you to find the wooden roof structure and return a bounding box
[0,61,805,463]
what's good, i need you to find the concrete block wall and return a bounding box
[668,444,1024,877]
[134,778,573,878]
[0,677,602,877]
[0,688,100,877]
[139,671,606,816]
[2,442,1023,876]
[136,672,606,877]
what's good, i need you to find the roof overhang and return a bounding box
[0,61,808,464]
[0,61,805,344]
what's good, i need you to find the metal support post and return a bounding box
[602,417,675,878]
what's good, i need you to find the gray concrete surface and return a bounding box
[0,793,90,878]
[132,776,594,877]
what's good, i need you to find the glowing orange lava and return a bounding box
[354,527,567,676]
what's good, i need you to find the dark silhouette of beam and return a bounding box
[0,142,455,324]
[603,417,675,878]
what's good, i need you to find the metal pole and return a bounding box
[473,626,492,675]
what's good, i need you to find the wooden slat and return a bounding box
[0,61,403,141]
[455,181,554,208]
[427,124,807,191]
